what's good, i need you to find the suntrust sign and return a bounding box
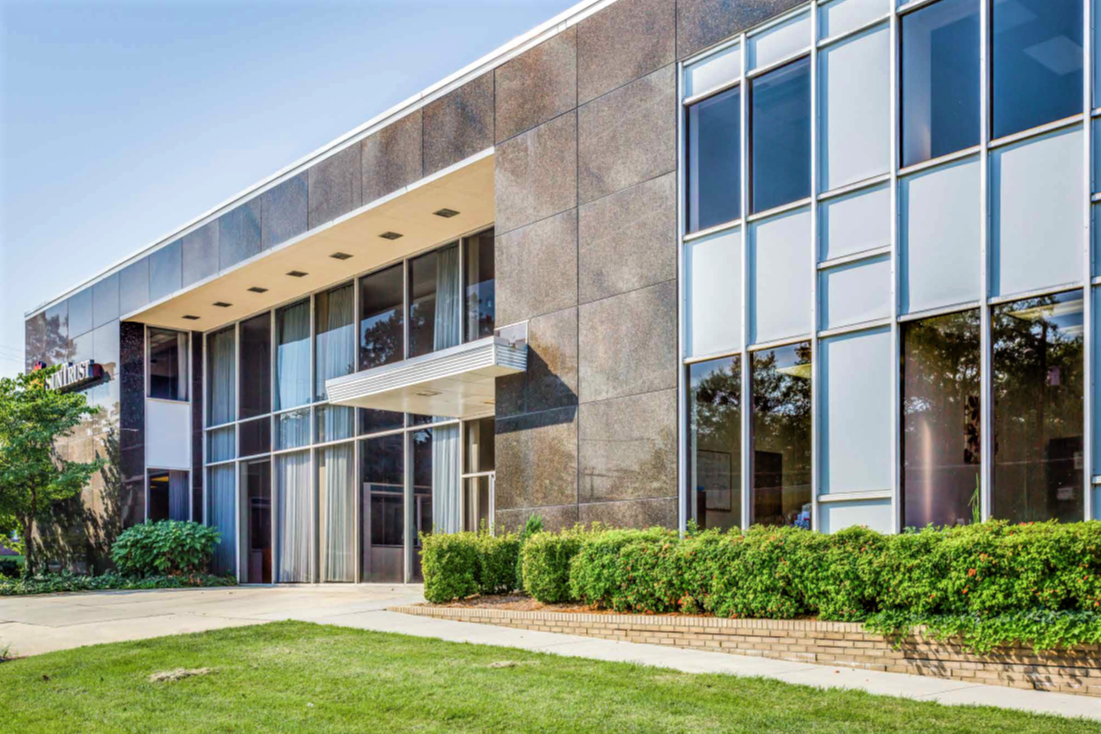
[45,360,103,392]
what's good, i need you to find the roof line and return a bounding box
[26,0,618,319]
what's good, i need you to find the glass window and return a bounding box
[992,290,1084,523]
[749,207,812,344]
[686,227,742,357]
[751,343,812,528]
[239,417,271,458]
[359,264,404,371]
[463,476,493,533]
[68,286,93,339]
[319,443,355,582]
[239,312,271,420]
[819,24,891,191]
[241,459,272,583]
[410,244,461,358]
[751,57,811,213]
[275,451,313,583]
[687,86,741,233]
[275,408,311,451]
[464,230,495,342]
[317,404,355,444]
[901,310,981,528]
[315,283,355,401]
[463,417,495,474]
[208,464,237,576]
[207,327,235,427]
[820,328,893,494]
[687,356,742,531]
[359,407,405,436]
[208,425,235,463]
[360,433,405,582]
[991,0,1084,139]
[748,11,810,70]
[819,0,889,39]
[147,470,189,522]
[148,328,188,401]
[275,299,310,411]
[819,255,891,330]
[684,43,741,98]
[900,0,980,167]
[818,183,890,261]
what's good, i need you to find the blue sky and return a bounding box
[0,0,577,377]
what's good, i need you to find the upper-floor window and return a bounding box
[409,244,460,358]
[687,86,741,232]
[750,56,811,213]
[148,327,188,401]
[359,263,404,371]
[464,229,495,342]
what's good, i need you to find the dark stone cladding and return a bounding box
[423,73,495,177]
[361,109,423,203]
[218,198,262,270]
[577,0,675,105]
[308,145,362,230]
[494,28,577,144]
[119,321,145,531]
[677,0,807,59]
[191,331,204,522]
[261,172,308,250]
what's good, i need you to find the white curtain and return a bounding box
[322,444,354,582]
[277,300,311,411]
[209,426,235,463]
[434,245,461,351]
[209,328,235,425]
[175,331,190,400]
[318,405,355,443]
[431,424,461,533]
[276,451,314,582]
[276,409,310,451]
[316,284,355,401]
[209,465,236,575]
[169,470,189,521]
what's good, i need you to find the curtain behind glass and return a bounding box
[434,246,461,351]
[208,328,235,426]
[169,471,189,521]
[175,332,189,400]
[321,444,354,582]
[431,424,461,533]
[276,451,314,582]
[316,284,355,401]
[276,301,311,411]
[209,465,236,575]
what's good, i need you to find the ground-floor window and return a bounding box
[147,470,189,523]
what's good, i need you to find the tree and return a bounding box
[0,367,103,574]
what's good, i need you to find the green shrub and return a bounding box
[421,532,480,603]
[0,558,21,579]
[477,532,520,596]
[522,527,589,603]
[110,521,221,577]
[515,514,544,590]
[569,527,679,612]
[0,571,236,596]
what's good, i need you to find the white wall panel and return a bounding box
[819,498,893,533]
[819,183,890,261]
[990,126,1085,297]
[819,24,891,191]
[820,327,892,494]
[748,11,811,70]
[685,44,741,98]
[687,228,742,357]
[899,156,981,313]
[147,398,192,471]
[750,207,812,343]
[820,255,891,329]
[818,0,889,39]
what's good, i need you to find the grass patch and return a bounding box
[0,622,1098,733]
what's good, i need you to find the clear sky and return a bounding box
[0,0,577,377]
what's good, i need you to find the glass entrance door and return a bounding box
[241,460,272,584]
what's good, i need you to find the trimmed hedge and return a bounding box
[0,571,236,596]
[110,520,221,577]
[420,530,520,603]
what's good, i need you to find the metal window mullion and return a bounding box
[459,420,467,531]
[403,430,413,583]
[202,332,209,526]
[354,434,362,583]
[1084,0,1095,521]
[740,34,752,530]
[979,0,993,522]
[888,1,901,534]
[809,7,821,532]
[677,56,688,534]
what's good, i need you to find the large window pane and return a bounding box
[275,408,311,451]
[749,207,812,343]
[358,407,405,436]
[463,476,493,533]
[819,24,890,191]
[360,433,404,583]
[208,425,235,463]
[463,417,495,474]
[359,264,404,370]
[239,417,271,458]
[148,328,188,401]
[208,464,237,576]
[315,283,355,401]
[148,470,189,522]
[901,310,981,529]
[900,0,980,167]
[991,0,1084,139]
[751,343,812,527]
[687,356,742,531]
[276,300,310,411]
[992,290,1084,523]
[412,425,460,582]
[241,459,272,584]
[239,313,271,419]
[410,244,461,358]
[207,327,235,427]
[464,230,495,342]
[275,451,314,583]
[751,57,811,213]
[687,86,741,233]
[686,227,742,357]
[317,404,355,444]
[319,443,355,582]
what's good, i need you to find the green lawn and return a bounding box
[0,622,1098,733]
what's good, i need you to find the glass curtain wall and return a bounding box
[464,230,495,342]
[208,464,236,575]
[319,443,355,582]
[241,459,272,583]
[359,264,404,370]
[239,313,271,419]
[687,356,742,530]
[360,433,404,583]
[462,417,495,532]
[275,450,314,582]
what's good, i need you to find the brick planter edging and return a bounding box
[389,605,1101,698]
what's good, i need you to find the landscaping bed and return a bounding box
[0,571,236,596]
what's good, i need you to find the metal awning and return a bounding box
[325,327,527,418]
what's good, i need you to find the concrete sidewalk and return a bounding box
[3,586,1100,722]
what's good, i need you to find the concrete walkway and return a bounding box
[2,586,1100,722]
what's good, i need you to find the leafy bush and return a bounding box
[477,532,520,596]
[420,530,521,603]
[521,526,590,603]
[0,571,236,596]
[515,514,544,590]
[0,558,21,579]
[110,521,221,577]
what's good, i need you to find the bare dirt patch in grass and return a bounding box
[148,667,213,684]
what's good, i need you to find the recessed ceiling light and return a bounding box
[248,286,268,294]
[182,315,200,321]
[213,301,232,308]
[415,390,442,398]
[434,208,460,218]
[330,252,353,260]
[286,270,308,278]
[379,231,403,240]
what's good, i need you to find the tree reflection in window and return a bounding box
[687,356,742,530]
